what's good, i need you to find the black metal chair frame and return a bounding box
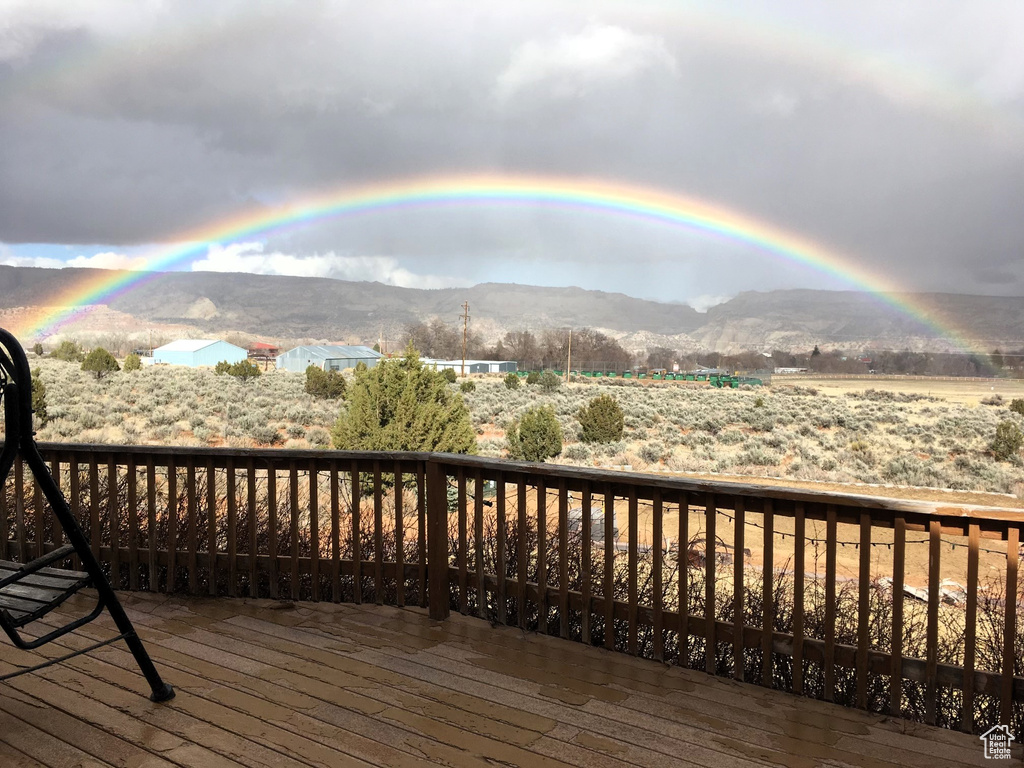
[0,328,173,701]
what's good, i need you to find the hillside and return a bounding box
[1,265,1022,353]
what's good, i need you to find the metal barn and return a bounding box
[421,359,518,374]
[152,339,248,367]
[276,345,382,373]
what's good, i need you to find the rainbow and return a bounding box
[13,173,983,355]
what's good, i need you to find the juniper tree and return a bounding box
[577,394,624,443]
[81,347,120,380]
[331,343,476,453]
[506,405,562,462]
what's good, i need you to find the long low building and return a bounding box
[421,358,518,374]
[277,345,382,373]
[153,339,248,367]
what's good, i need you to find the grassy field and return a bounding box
[15,358,1024,504]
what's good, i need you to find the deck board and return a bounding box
[0,591,996,768]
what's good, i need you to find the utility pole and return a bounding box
[565,328,572,382]
[460,301,470,377]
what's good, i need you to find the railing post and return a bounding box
[426,458,450,621]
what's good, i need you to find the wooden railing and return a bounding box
[2,442,1022,734]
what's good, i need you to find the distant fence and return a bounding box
[2,443,1023,735]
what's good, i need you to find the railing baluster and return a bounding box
[69,457,82,570]
[88,459,99,562]
[395,461,405,607]
[185,459,197,593]
[289,462,300,600]
[679,494,689,666]
[537,477,548,633]
[792,501,804,694]
[925,519,941,725]
[226,458,237,597]
[705,492,716,674]
[733,497,745,681]
[267,465,278,600]
[146,458,156,590]
[373,460,383,604]
[107,456,120,585]
[963,522,980,732]
[824,504,837,701]
[0,462,8,560]
[350,461,360,604]
[558,478,569,640]
[496,471,507,625]
[627,486,638,655]
[127,455,138,591]
[207,459,217,596]
[417,464,426,608]
[246,459,257,597]
[517,476,528,630]
[166,458,177,593]
[604,486,615,651]
[457,467,468,614]
[48,457,61,550]
[856,511,871,709]
[425,459,449,621]
[15,459,26,562]
[890,515,906,716]
[762,498,774,687]
[474,470,484,618]
[581,484,592,644]
[331,460,341,603]
[1001,525,1019,726]
[652,488,664,662]
[309,460,319,602]
[33,472,44,560]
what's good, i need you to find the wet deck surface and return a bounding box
[0,591,993,767]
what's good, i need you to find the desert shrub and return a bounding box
[228,359,262,383]
[638,441,666,464]
[577,394,624,443]
[562,443,591,462]
[123,353,142,372]
[81,348,120,380]
[526,371,540,385]
[332,344,476,453]
[286,423,305,439]
[51,340,85,362]
[981,394,1005,406]
[305,365,346,399]
[32,342,44,357]
[248,424,281,445]
[504,373,520,390]
[991,420,1023,462]
[442,367,457,383]
[539,370,561,392]
[506,405,562,462]
[460,380,476,393]
[306,426,332,447]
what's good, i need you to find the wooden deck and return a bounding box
[0,591,995,768]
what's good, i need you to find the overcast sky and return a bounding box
[1,0,1022,307]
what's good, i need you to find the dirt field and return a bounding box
[777,373,1024,406]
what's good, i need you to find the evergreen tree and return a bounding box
[123,352,142,372]
[305,365,346,399]
[506,405,562,462]
[51,340,85,362]
[31,368,48,426]
[992,420,1023,462]
[539,370,561,392]
[577,394,624,443]
[81,348,120,379]
[331,343,476,453]
[214,360,232,375]
[504,372,520,390]
[228,359,262,383]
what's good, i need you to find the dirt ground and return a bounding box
[777,373,1024,406]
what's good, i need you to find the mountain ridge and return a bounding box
[1,265,1022,353]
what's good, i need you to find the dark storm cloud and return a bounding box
[1,0,1022,301]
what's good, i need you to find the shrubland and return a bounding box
[15,357,1024,497]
